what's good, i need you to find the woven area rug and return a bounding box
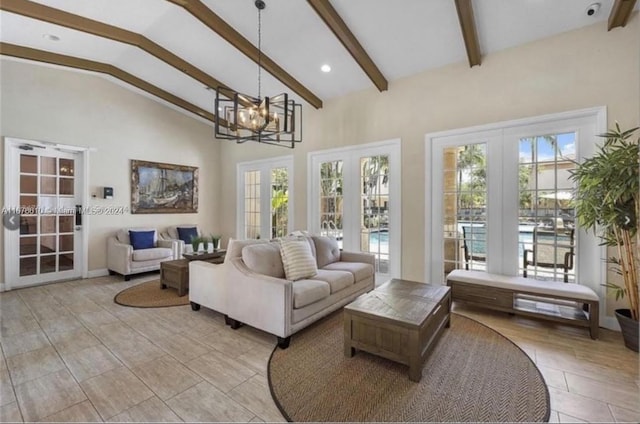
[268,311,549,422]
[114,280,189,308]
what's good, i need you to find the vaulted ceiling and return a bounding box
[1,0,637,124]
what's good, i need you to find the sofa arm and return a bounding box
[107,237,132,275]
[158,238,180,259]
[189,261,227,313]
[340,250,375,268]
[227,258,293,338]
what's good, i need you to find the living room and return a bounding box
[1,1,639,422]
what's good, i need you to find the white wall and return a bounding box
[219,16,639,291]
[0,59,222,281]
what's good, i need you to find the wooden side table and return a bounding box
[160,250,226,297]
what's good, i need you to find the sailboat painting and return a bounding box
[131,160,198,214]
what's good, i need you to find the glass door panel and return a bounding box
[244,170,261,239]
[518,133,577,282]
[360,155,389,274]
[270,167,289,239]
[17,152,78,279]
[442,144,487,275]
[319,160,343,248]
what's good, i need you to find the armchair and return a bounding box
[107,228,178,280]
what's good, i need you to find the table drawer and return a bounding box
[450,282,513,308]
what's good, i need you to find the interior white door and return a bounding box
[4,139,84,289]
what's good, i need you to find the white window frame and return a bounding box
[308,139,402,280]
[425,107,615,329]
[236,155,294,240]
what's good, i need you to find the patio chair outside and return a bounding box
[462,226,486,270]
[523,228,575,282]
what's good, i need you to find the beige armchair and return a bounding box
[161,224,205,257]
[107,228,178,281]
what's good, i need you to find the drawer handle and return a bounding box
[467,294,498,301]
[432,304,442,315]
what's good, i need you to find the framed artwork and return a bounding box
[131,160,198,214]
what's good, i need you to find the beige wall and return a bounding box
[219,16,639,286]
[0,59,221,281]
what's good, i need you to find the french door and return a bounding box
[236,156,293,240]
[4,138,85,289]
[427,109,604,292]
[309,140,401,281]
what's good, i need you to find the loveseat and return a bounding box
[107,228,179,280]
[189,235,375,348]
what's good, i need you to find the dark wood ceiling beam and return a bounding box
[608,0,637,30]
[454,0,481,67]
[0,42,224,125]
[0,0,230,92]
[167,0,323,109]
[307,0,387,92]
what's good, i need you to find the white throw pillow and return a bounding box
[280,239,318,281]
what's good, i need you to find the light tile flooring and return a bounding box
[1,274,638,423]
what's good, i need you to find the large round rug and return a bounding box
[268,311,549,422]
[114,280,190,308]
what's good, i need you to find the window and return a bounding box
[427,109,604,292]
[237,157,293,240]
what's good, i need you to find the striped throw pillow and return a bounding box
[280,239,318,281]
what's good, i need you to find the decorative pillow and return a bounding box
[177,227,198,243]
[280,239,318,281]
[312,236,341,268]
[242,243,285,279]
[129,230,155,250]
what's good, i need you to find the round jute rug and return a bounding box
[114,280,189,308]
[268,311,549,422]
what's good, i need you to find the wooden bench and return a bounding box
[446,270,599,339]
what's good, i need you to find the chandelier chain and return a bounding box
[257,4,262,100]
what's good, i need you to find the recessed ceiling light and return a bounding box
[321,64,331,73]
[42,34,60,41]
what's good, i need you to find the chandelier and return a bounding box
[214,0,302,148]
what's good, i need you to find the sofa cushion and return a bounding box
[117,228,157,246]
[312,236,341,268]
[323,261,374,282]
[292,279,330,308]
[132,247,173,262]
[242,243,285,279]
[177,227,198,243]
[280,239,318,281]
[129,230,155,250]
[312,269,353,294]
[225,238,269,263]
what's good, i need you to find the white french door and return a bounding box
[309,139,401,281]
[426,108,606,314]
[236,156,293,240]
[4,138,86,289]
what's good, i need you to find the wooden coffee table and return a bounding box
[160,250,226,297]
[343,279,451,382]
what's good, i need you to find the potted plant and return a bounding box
[569,123,638,351]
[202,237,210,252]
[210,234,221,250]
[190,235,202,254]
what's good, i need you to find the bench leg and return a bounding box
[589,301,599,340]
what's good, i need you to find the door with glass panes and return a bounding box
[4,140,84,288]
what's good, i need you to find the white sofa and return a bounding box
[107,228,179,281]
[189,235,375,348]
[161,224,205,257]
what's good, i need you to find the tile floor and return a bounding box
[0,274,638,422]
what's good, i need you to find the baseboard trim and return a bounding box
[601,316,620,332]
[87,268,109,278]
[0,282,6,292]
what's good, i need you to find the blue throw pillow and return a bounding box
[177,227,198,243]
[129,230,155,250]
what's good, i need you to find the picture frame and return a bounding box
[130,160,198,214]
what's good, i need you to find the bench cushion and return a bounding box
[447,270,598,302]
